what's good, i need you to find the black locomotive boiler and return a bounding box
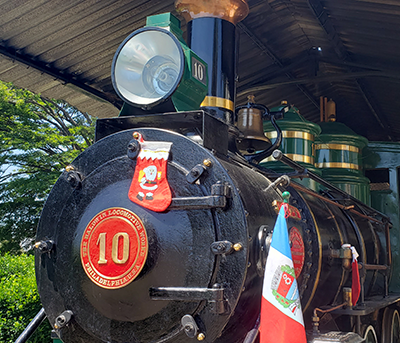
[33,118,393,343]
[19,1,400,343]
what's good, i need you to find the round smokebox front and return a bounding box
[35,128,248,343]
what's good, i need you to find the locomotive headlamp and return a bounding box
[112,27,183,107]
[112,13,208,113]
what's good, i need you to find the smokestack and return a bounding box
[175,0,249,124]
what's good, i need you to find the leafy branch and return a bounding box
[0,80,95,254]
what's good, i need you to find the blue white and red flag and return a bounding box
[260,204,307,343]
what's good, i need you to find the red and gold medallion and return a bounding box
[289,226,305,278]
[80,208,148,289]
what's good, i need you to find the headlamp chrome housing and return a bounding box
[111,27,185,110]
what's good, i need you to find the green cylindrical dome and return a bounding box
[315,121,370,204]
[261,103,321,191]
[315,122,368,172]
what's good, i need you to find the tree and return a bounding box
[0,81,95,254]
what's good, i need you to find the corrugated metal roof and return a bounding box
[1,0,400,141]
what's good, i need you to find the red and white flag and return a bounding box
[350,246,360,306]
[260,204,307,343]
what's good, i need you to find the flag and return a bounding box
[350,246,360,306]
[260,204,307,343]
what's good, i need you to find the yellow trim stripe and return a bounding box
[265,131,314,141]
[314,144,360,153]
[200,96,234,111]
[315,162,361,170]
[261,153,314,164]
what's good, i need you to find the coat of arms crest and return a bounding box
[271,264,301,314]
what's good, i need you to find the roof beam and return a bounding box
[237,54,311,94]
[307,0,349,60]
[307,0,394,140]
[0,42,122,109]
[238,70,400,96]
[237,22,320,110]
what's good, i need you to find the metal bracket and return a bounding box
[95,111,229,156]
[150,286,227,314]
[127,139,140,160]
[34,240,54,254]
[210,241,233,255]
[211,181,231,198]
[186,164,207,184]
[169,182,231,210]
[169,195,227,210]
[263,175,290,192]
[54,310,73,329]
[66,170,83,189]
[181,314,199,339]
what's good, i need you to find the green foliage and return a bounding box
[0,80,95,253]
[0,254,51,342]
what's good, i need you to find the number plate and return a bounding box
[191,56,207,86]
[80,208,148,289]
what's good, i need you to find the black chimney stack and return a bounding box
[176,0,249,124]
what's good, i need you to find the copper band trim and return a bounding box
[175,0,249,25]
[314,144,360,153]
[265,131,314,141]
[200,96,234,111]
[262,153,314,164]
[315,162,361,170]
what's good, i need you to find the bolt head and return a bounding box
[197,333,206,341]
[233,243,243,251]
[133,132,140,139]
[184,323,194,332]
[128,143,137,152]
[203,159,212,168]
[65,165,74,172]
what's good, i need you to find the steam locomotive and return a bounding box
[18,1,400,343]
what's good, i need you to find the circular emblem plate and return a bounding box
[80,208,148,289]
[289,226,305,279]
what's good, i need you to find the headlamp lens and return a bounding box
[112,28,184,107]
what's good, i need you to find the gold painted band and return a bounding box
[261,153,314,164]
[315,162,361,170]
[200,96,234,111]
[265,131,314,141]
[314,144,360,153]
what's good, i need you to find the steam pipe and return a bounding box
[272,150,391,222]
